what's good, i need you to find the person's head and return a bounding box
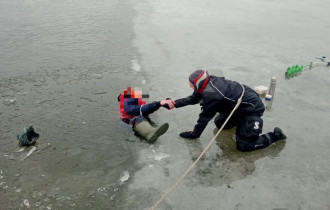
[117,87,149,102]
[189,69,210,93]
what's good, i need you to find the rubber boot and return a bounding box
[133,121,169,143]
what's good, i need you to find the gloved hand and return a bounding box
[180,131,197,139]
[162,98,171,109]
[160,98,175,110]
[162,103,170,110]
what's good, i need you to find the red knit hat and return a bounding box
[189,70,210,93]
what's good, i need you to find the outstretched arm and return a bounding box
[174,92,201,108]
[124,100,160,117]
[125,100,174,117]
[140,101,162,117]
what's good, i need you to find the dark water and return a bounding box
[0,0,135,75]
[0,0,148,209]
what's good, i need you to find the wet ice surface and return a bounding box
[130,0,330,209]
[1,0,330,209]
[0,66,142,209]
[0,0,142,209]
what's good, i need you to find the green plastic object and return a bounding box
[285,57,330,79]
[285,63,312,79]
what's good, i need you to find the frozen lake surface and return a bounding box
[1,0,330,209]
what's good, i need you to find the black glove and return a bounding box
[162,98,172,110]
[180,131,197,139]
[162,104,170,110]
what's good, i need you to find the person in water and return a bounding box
[165,70,287,151]
[118,87,174,143]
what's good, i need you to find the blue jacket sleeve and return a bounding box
[140,101,161,117]
[124,101,161,117]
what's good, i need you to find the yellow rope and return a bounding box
[150,85,245,210]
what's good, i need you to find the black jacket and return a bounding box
[174,76,265,137]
